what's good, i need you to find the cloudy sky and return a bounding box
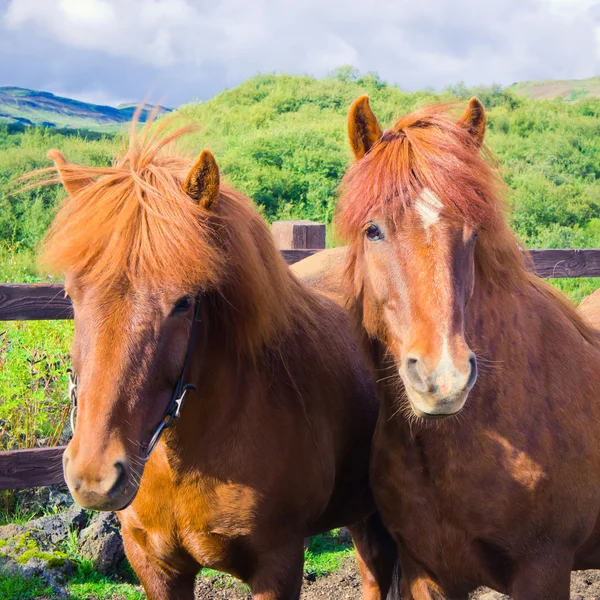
[1,0,600,108]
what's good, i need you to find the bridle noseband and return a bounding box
[68,294,202,462]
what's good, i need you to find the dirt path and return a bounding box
[194,559,600,599]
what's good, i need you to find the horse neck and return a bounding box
[465,273,599,387]
[159,324,263,469]
[160,278,316,467]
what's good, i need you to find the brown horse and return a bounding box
[38,121,397,599]
[298,97,600,599]
[579,288,600,330]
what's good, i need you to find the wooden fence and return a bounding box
[1,219,599,490]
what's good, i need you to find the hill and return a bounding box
[1,72,600,271]
[510,76,600,100]
[0,87,171,130]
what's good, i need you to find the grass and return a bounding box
[198,529,354,593]
[0,572,53,600]
[0,529,354,599]
[304,530,354,577]
[0,501,48,526]
[66,560,144,600]
[0,319,73,451]
[552,277,600,303]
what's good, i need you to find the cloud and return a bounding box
[1,0,600,106]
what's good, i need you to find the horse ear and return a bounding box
[184,150,220,209]
[348,95,383,160]
[47,149,92,196]
[459,97,486,148]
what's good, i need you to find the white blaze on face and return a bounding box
[415,188,443,230]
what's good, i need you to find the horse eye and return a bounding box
[172,296,192,314]
[472,231,479,242]
[365,224,383,241]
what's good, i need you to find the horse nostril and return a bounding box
[108,461,128,498]
[405,356,428,393]
[466,354,478,390]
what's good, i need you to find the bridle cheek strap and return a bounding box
[68,294,202,463]
[141,293,202,461]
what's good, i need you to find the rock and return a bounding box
[48,488,74,510]
[79,512,124,574]
[0,534,73,598]
[0,555,20,577]
[61,504,89,532]
[20,555,72,598]
[17,484,73,516]
[27,514,70,550]
[0,523,29,541]
[304,570,317,582]
[0,502,89,598]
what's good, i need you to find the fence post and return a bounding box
[271,220,326,250]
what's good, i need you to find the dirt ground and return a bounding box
[194,558,600,599]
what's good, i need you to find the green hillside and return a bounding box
[510,76,600,101]
[1,71,600,276]
[0,87,171,130]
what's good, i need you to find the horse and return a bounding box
[37,120,398,600]
[579,288,600,331]
[296,96,600,599]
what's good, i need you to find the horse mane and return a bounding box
[336,102,599,348]
[37,120,223,291]
[33,118,314,356]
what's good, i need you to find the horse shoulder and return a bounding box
[578,288,600,332]
[290,246,348,306]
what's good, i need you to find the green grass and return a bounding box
[67,563,144,600]
[0,319,73,451]
[0,501,47,526]
[197,530,354,593]
[304,530,354,577]
[509,76,600,100]
[0,572,53,600]
[551,277,600,303]
[0,243,39,283]
[0,530,355,599]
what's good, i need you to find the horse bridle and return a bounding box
[67,294,202,462]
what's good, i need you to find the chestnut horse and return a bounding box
[579,288,600,331]
[297,97,600,599]
[38,122,397,599]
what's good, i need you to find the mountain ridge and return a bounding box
[0,87,171,130]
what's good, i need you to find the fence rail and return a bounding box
[2,248,600,322]
[0,219,599,491]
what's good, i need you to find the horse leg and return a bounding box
[510,552,573,600]
[398,547,443,600]
[122,527,196,600]
[248,540,305,600]
[347,512,399,599]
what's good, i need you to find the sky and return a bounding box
[1,0,600,108]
